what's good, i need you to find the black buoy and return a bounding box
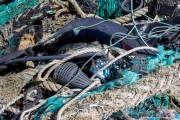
[53,62,93,89]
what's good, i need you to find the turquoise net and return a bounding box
[96,0,122,19]
[0,0,39,26]
[110,94,180,119]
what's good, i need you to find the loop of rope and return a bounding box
[37,47,102,81]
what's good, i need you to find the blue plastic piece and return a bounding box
[89,59,111,79]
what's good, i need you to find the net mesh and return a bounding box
[96,0,122,19]
[0,0,39,26]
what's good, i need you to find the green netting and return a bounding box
[127,94,170,119]
[96,0,122,19]
[0,0,39,26]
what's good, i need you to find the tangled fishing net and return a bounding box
[0,0,180,120]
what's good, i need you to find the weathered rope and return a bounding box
[170,98,180,113]
[68,0,87,18]
[57,80,100,120]
[35,78,82,94]
[38,47,102,81]
[35,78,65,92]
[114,7,148,23]
[91,46,159,80]
[0,94,23,114]
[0,104,20,114]
[51,0,69,8]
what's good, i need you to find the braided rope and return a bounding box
[37,80,63,92]
[57,80,100,120]
[0,94,23,114]
[114,7,148,23]
[38,47,102,81]
[91,46,159,80]
[0,104,20,114]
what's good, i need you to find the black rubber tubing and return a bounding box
[4,52,105,65]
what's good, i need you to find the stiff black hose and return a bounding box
[4,52,104,65]
[121,0,144,12]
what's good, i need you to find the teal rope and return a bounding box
[130,0,149,47]
[73,20,109,35]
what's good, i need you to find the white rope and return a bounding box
[90,46,159,80]
[57,80,100,120]
[0,94,24,115]
[38,47,102,81]
[20,100,47,120]
[0,104,20,114]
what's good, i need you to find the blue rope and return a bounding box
[130,0,149,47]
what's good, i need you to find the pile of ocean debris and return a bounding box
[0,0,180,120]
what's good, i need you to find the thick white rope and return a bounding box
[0,104,20,114]
[38,47,102,81]
[0,94,24,115]
[91,46,159,80]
